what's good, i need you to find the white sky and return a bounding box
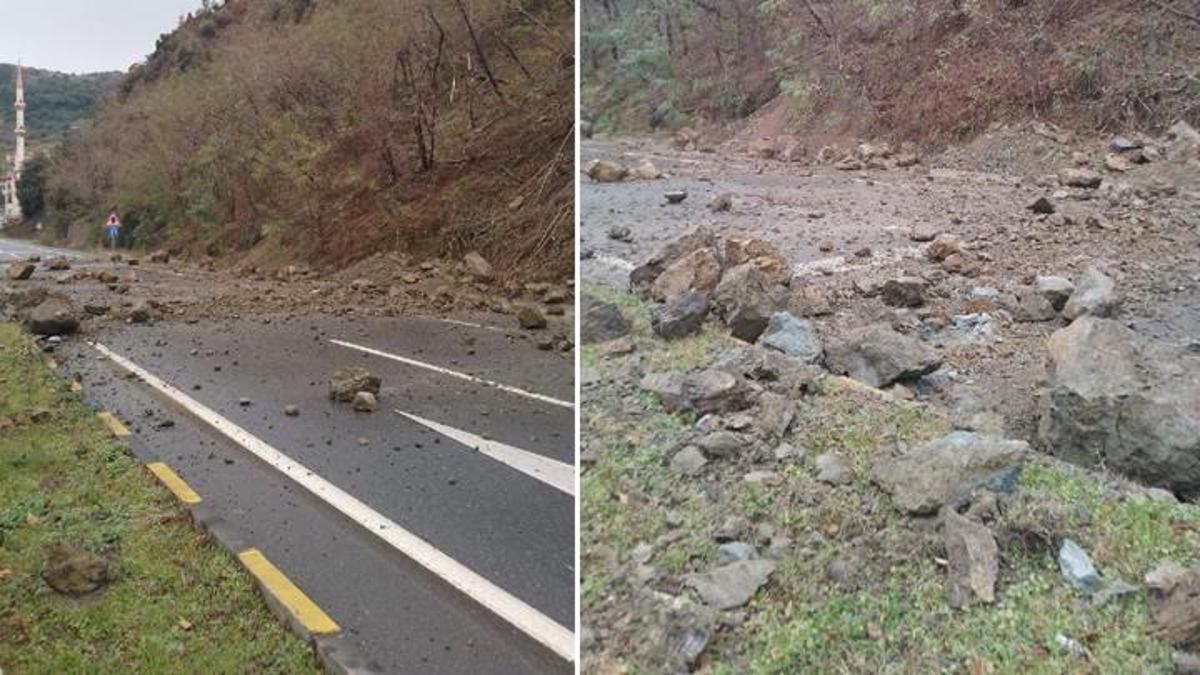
[0,0,208,73]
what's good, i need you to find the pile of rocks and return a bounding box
[328,366,381,413]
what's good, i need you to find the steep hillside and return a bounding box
[0,65,121,146]
[582,0,1200,147]
[39,0,574,280]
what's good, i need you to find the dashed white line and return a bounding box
[88,341,576,662]
[395,409,575,496]
[329,338,573,410]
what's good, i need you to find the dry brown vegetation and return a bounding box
[582,0,1200,145]
[43,0,574,279]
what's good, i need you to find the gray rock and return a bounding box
[716,542,759,565]
[872,431,1029,515]
[639,369,750,415]
[1038,317,1200,497]
[881,277,926,307]
[685,559,776,610]
[1028,196,1056,214]
[329,366,381,402]
[671,446,708,475]
[1003,285,1057,322]
[1036,275,1075,311]
[1062,266,1119,319]
[754,392,795,440]
[943,508,999,608]
[353,391,378,412]
[581,293,631,344]
[1110,136,1141,152]
[1059,168,1102,188]
[652,292,709,339]
[462,251,494,281]
[1059,538,1101,594]
[815,452,852,486]
[759,312,823,364]
[1145,562,1200,647]
[583,291,633,341]
[630,228,718,290]
[517,305,548,330]
[712,263,787,342]
[825,323,941,388]
[696,431,750,458]
[25,296,79,336]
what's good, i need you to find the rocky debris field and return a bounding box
[580,121,1200,673]
[0,247,576,354]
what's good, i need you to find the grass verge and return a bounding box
[0,323,318,673]
[582,290,1200,674]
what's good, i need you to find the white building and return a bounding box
[2,63,27,226]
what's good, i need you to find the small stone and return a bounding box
[685,559,776,610]
[815,453,852,486]
[881,277,925,307]
[284,405,300,417]
[353,391,378,413]
[671,446,708,475]
[943,508,999,608]
[517,306,548,330]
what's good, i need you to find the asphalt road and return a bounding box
[3,237,576,674]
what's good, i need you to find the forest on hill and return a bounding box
[0,64,121,146]
[31,0,574,279]
[581,0,1200,145]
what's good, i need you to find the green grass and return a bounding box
[582,316,1197,674]
[0,324,318,674]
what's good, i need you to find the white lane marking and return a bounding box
[594,254,634,272]
[417,316,508,333]
[329,338,573,410]
[395,410,575,497]
[89,341,576,662]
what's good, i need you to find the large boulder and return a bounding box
[825,324,941,388]
[630,228,718,291]
[872,432,1029,515]
[581,293,630,344]
[651,248,721,302]
[639,369,751,415]
[1062,266,1119,320]
[759,312,822,364]
[652,292,709,339]
[712,263,787,343]
[1038,317,1200,497]
[24,296,80,336]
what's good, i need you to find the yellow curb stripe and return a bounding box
[238,549,340,635]
[97,411,130,437]
[146,462,202,505]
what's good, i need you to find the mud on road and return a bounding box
[581,133,1200,439]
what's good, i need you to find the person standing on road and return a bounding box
[104,212,121,250]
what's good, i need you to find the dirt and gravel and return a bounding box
[580,124,1200,673]
[582,125,1200,441]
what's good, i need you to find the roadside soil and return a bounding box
[0,323,318,673]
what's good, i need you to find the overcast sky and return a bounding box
[0,0,207,73]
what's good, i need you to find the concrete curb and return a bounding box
[161,470,385,674]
